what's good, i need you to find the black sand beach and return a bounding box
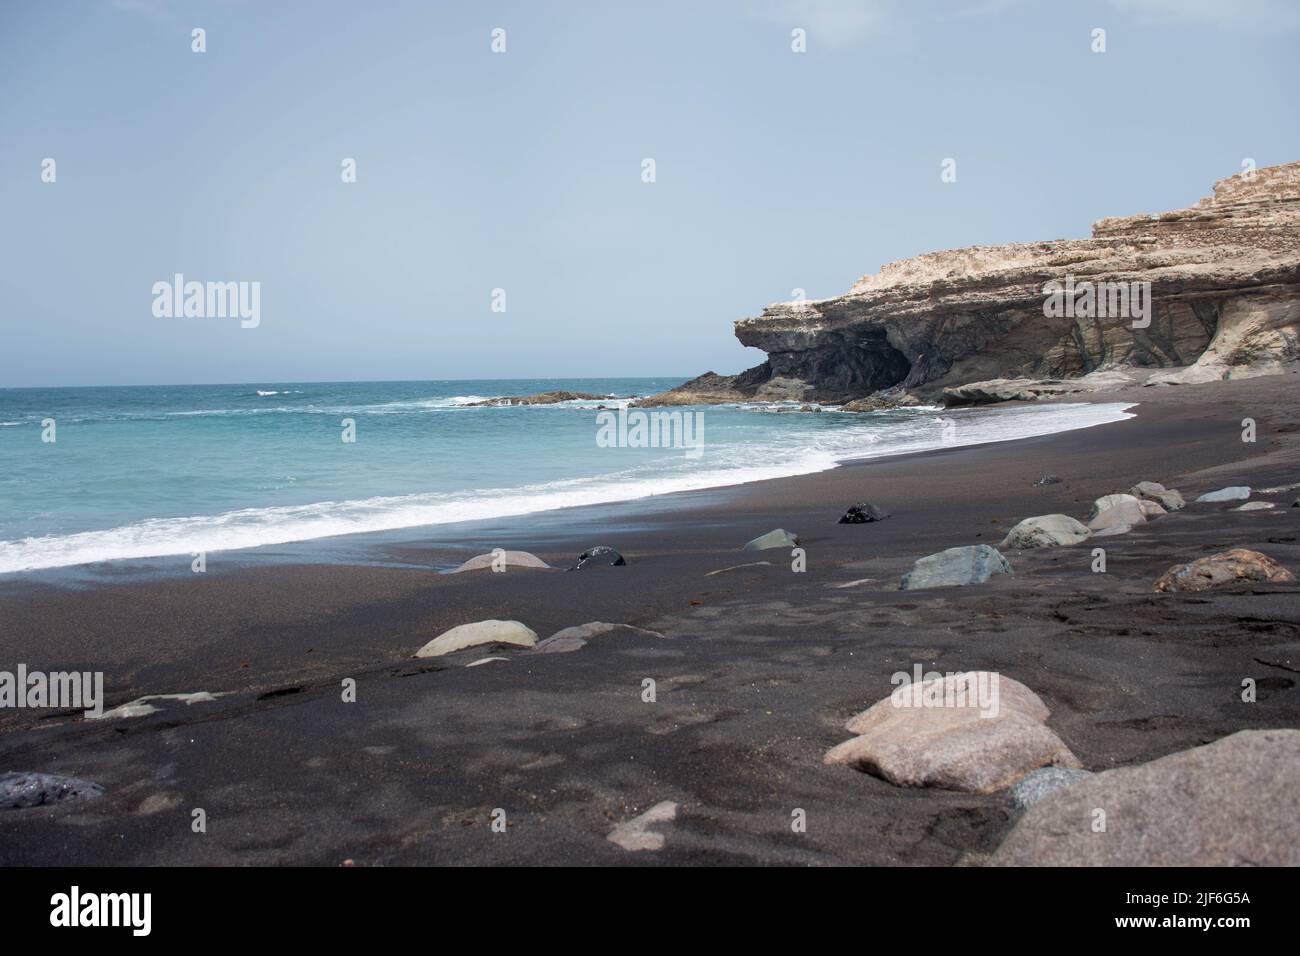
[3,376,1299,865]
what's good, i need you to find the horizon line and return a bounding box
[0,374,703,391]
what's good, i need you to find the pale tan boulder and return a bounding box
[1087,493,1147,531]
[415,620,538,657]
[999,514,1090,550]
[1139,499,1167,518]
[1131,481,1185,511]
[824,672,1080,794]
[448,551,551,573]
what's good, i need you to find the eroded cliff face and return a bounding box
[644,162,1300,406]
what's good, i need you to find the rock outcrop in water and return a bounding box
[642,162,1300,407]
[466,391,619,407]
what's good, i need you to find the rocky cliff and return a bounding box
[644,162,1300,407]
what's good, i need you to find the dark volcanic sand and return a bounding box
[1,376,1299,865]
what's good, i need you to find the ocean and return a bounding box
[0,379,1135,574]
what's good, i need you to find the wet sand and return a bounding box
[2,374,1299,865]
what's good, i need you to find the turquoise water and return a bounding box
[0,379,1134,573]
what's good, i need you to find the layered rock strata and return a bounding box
[643,163,1300,407]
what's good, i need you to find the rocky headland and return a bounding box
[642,162,1300,408]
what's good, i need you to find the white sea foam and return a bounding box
[162,395,499,418]
[74,393,642,422]
[0,402,1135,573]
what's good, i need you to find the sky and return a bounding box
[1,0,1298,387]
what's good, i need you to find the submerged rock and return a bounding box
[571,546,626,570]
[742,528,800,551]
[448,550,551,573]
[999,514,1090,550]
[464,391,618,407]
[990,729,1300,865]
[1194,485,1251,503]
[838,502,889,524]
[824,672,1080,794]
[415,620,538,658]
[1032,474,1061,486]
[1,771,104,809]
[840,387,921,411]
[1154,548,1295,592]
[900,545,1011,590]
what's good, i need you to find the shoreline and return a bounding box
[0,398,1136,583]
[2,374,1298,864]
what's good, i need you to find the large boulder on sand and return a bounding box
[1194,485,1251,503]
[416,620,538,657]
[743,528,800,551]
[448,550,551,573]
[900,545,1011,590]
[1087,493,1147,531]
[1154,548,1295,592]
[989,729,1300,865]
[1130,481,1185,511]
[533,622,666,654]
[999,514,1090,550]
[824,672,1080,794]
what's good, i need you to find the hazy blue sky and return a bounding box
[2,0,1298,387]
